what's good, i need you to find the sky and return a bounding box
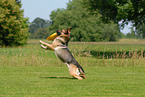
[21,0,131,34]
[21,0,69,22]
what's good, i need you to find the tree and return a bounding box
[100,22,120,41]
[29,17,50,39]
[84,0,145,26]
[84,0,118,23]
[135,23,145,38]
[30,27,50,39]
[29,17,50,34]
[0,0,29,46]
[49,0,120,42]
[126,30,137,39]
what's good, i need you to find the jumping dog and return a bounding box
[40,28,86,80]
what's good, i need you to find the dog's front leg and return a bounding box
[40,44,47,49]
[40,40,54,51]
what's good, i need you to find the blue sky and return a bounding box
[21,0,131,34]
[22,0,69,22]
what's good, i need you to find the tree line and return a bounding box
[30,0,121,41]
[0,0,145,46]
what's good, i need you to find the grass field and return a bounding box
[0,39,145,96]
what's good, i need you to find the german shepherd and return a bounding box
[40,28,86,80]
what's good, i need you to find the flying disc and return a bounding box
[47,33,58,40]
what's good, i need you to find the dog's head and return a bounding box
[47,28,72,41]
[56,27,72,36]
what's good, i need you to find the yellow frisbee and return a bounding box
[47,33,58,40]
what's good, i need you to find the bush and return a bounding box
[0,0,29,46]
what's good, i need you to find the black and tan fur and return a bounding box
[40,28,86,80]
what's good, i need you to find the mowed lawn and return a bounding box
[1,39,145,96]
[0,66,145,96]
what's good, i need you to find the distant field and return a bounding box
[0,39,145,96]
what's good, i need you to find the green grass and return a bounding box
[1,66,145,96]
[1,39,145,96]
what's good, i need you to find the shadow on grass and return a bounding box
[39,76,77,80]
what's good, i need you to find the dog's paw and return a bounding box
[40,40,43,44]
[41,44,47,49]
[77,77,83,80]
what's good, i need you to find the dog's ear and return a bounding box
[68,27,72,31]
[65,27,72,34]
[56,29,61,36]
[65,29,69,34]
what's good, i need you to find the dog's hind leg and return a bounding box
[40,40,54,51]
[78,68,86,79]
[69,64,83,80]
